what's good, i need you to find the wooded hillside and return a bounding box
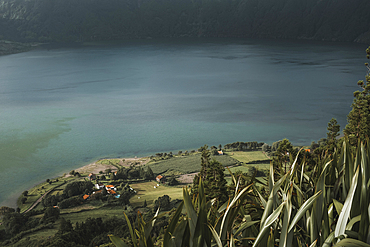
[0,0,369,43]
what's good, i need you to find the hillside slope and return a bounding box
[0,0,369,43]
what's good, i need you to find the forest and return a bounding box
[0,0,369,43]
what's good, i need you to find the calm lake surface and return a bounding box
[0,38,366,207]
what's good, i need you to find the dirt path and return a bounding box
[22,181,66,214]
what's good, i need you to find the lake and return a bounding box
[0,38,367,207]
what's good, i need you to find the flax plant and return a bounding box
[111,139,370,247]
[252,139,370,247]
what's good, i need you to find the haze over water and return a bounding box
[0,38,366,207]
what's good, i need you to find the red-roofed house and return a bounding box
[107,189,116,195]
[105,185,116,191]
[88,173,96,181]
[156,175,166,183]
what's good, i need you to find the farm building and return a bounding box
[88,173,96,180]
[156,175,166,183]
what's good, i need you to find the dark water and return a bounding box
[0,38,366,207]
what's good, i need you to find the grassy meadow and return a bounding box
[129,181,183,208]
[147,153,239,175]
[224,151,270,163]
[5,150,271,246]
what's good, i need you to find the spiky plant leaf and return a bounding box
[359,143,369,242]
[254,186,267,208]
[252,202,286,247]
[346,215,361,231]
[163,201,184,247]
[279,184,292,247]
[109,235,130,247]
[124,212,138,247]
[234,220,260,237]
[322,232,335,247]
[288,190,322,232]
[172,218,189,247]
[183,186,198,239]
[335,166,360,239]
[260,173,288,229]
[219,183,253,240]
[267,228,274,247]
[333,199,344,215]
[333,238,370,247]
[208,223,223,247]
[309,240,318,247]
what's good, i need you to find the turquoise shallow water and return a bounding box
[0,38,366,207]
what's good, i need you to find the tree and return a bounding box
[273,138,295,174]
[0,206,15,216]
[154,195,171,211]
[59,217,73,234]
[344,46,370,145]
[192,145,228,204]
[167,174,179,186]
[326,118,340,153]
[145,166,154,180]
[22,190,28,197]
[21,197,27,204]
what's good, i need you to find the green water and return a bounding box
[0,38,366,207]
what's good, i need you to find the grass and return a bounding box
[147,153,239,175]
[129,181,183,208]
[97,159,124,169]
[60,205,126,224]
[18,176,83,213]
[224,151,271,164]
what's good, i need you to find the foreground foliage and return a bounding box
[111,139,370,246]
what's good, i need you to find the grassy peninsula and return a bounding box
[0,145,272,246]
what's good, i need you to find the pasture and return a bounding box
[129,181,183,208]
[148,153,239,175]
[224,151,270,164]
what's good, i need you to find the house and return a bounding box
[107,189,116,195]
[218,150,223,155]
[95,183,104,190]
[305,149,311,153]
[88,173,96,181]
[83,194,90,200]
[105,185,116,191]
[156,175,166,183]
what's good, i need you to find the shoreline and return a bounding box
[10,156,151,210]
[0,40,39,56]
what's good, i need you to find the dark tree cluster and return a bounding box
[113,166,154,180]
[39,216,131,247]
[344,47,370,145]
[192,145,228,204]
[42,181,93,208]
[0,0,370,43]
[224,141,263,151]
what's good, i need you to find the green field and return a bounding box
[130,181,183,208]
[147,153,239,175]
[60,205,126,223]
[19,176,77,213]
[224,151,270,164]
